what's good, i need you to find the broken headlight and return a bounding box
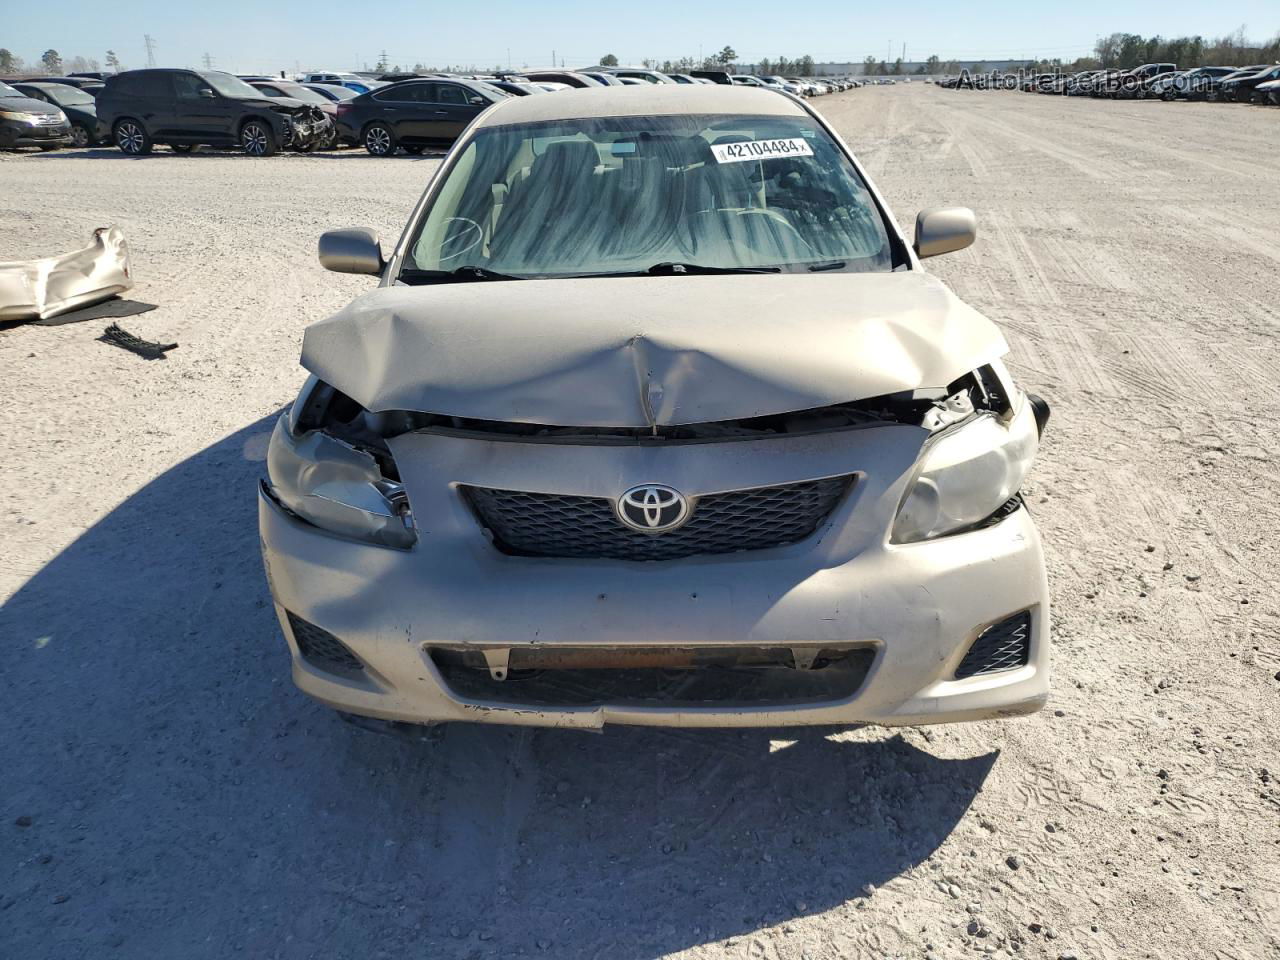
[266,412,416,550]
[892,398,1038,543]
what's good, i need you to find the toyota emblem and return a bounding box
[616,484,690,534]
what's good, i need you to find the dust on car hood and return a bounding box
[0,95,64,118]
[301,272,1009,427]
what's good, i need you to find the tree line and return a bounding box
[0,48,120,75]
[1024,28,1280,74]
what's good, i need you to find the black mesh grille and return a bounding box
[954,611,1032,679]
[287,613,364,674]
[464,476,853,562]
[430,646,876,707]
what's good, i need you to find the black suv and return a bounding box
[96,69,328,156]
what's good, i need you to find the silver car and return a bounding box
[261,85,1051,732]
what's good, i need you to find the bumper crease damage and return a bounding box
[0,225,132,322]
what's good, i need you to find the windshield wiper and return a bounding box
[399,266,529,285]
[643,261,781,276]
[807,260,847,272]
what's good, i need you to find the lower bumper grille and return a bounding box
[430,645,876,708]
[287,613,364,675]
[954,611,1032,679]
[465,475,853,562]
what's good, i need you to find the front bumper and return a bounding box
[0,119,72,148]
[259,426,1050,730]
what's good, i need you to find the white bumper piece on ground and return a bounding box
[0,225,132,322]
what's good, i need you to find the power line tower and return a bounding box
[144,34,157,68]
[202,52,214,69]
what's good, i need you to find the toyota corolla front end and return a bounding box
[259,85,1051,730]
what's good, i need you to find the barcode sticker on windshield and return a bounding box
[710,138,813,164]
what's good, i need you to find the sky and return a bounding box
[3,1,1277,74]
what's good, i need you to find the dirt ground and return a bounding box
[2,85,1278,960]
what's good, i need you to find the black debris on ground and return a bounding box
[98,323,178,360]
[32,298,159,327]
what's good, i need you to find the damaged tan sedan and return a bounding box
[260,85,1051,731]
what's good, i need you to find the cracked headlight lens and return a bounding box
[266,415,416,549]
[892,400,1039,543]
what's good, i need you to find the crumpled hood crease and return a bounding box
[300,272,1008,427]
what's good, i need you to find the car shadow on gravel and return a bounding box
[1,415,995,959]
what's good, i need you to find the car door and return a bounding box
[171,72,233,143]
[366,82,426,141]
[430,82,488,143]
[108,71,174,137]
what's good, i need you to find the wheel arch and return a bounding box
[238,114,280,136]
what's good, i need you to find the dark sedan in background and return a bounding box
[0,80,72,149]
[1221,64,1280,103]
[1171,65,1240,100]
[13,81,106,146]
[1206,65,1269,100]
[6,75,104,96]
[336,77,506,155]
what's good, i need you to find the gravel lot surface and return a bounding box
[2,85,1279,960]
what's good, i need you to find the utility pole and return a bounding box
[202,52,214,69]
[552,49,556,68]
[144,34,157,68]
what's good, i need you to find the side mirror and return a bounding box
[913,206,976,259]
[199,88,215,99]
[469,96,487,106]
[319,228,384,275]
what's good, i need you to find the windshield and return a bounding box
[311,84,355,100]
[469,81,509,101]
[267,82,327,104]
[403,113,894,280]
[41,85,95,105]
[201,72,266,99]
[0,81,21,98]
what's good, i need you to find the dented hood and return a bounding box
[301,272,1008,427]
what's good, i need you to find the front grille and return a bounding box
[430,645,876,707]
[34,114,64,126]
[954,611,1032,679]
[287,612,364,675]
[465,475,853,562]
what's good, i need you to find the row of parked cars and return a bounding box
[303,67,859,95]
[0,65,861,157]
[1021,61,1280,103]
[936,61,1280,104]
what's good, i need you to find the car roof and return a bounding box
[474,84,805,127]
